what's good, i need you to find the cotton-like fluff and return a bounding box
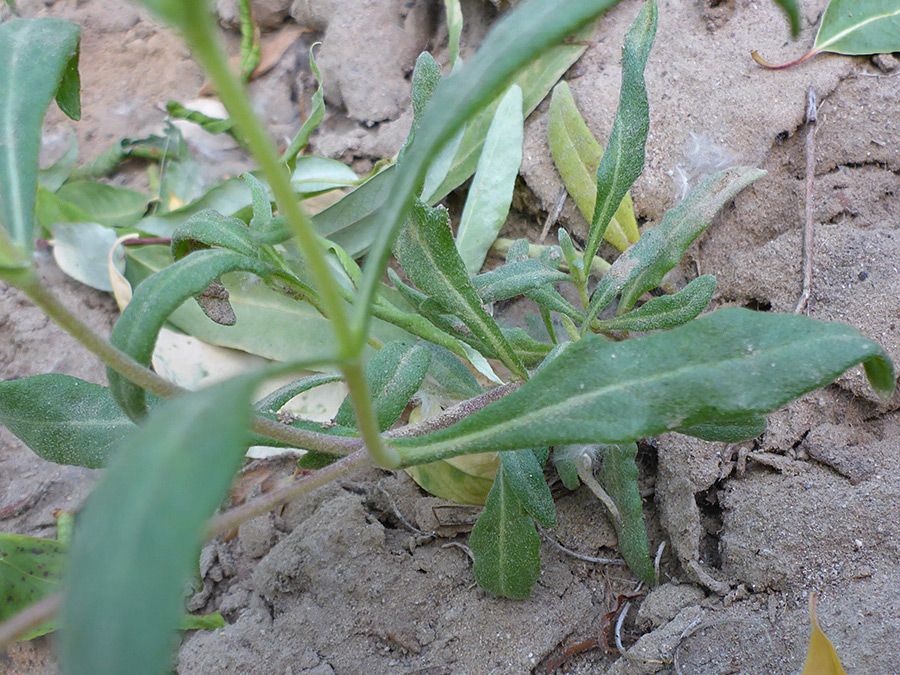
[673,132,740,201]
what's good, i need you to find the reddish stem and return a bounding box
[751,48,819,70]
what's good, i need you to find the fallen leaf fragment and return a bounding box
[802,593,847,675]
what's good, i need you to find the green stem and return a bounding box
[182,9,351,359]
[183,8,390,467]
[340,361,401,468]
[250,416,363,455]
[20,275,182,400]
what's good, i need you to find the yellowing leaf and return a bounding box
[802,593,847,675]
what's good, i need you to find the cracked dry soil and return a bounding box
[2,0,900,673]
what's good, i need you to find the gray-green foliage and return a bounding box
[0,1,897,671]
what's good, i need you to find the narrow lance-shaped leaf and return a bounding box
[597,443,654,584]
[422,342,483,399]
[393,309,894,465]
[253,372,344,413]
[595,274,716,332]
[679,416,768,443]
[60,374,259,675]
[505,238,584,322]
[547,81,638,253]
[311,12,601,260]
[455,85,523,277]
[123,245,406,367]
[430,17,600,204]
[469,466,541,599]
[0,18,81,269]
[334,340,431,431]
[583,167,765,331]
[583,0,656,273]
[394,200,527,379]
[472,258,568,304]
[353,0,623,341]
[772,0,801,37]
[499,449,557,528]
[753,0,900,69]
[109,248,273,421]
[282,44,324,168]
[0,375,135,469]
[444,0,463,67]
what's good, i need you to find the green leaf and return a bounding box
[411,52,443,129]
[455,85,523,276]
[355,0,623,339]
[772,0,801,37]
[138,175,254,238]
[395,200,527,379]
[420,125,466,204]
[394,308,894,464]
[123,246,408,365]
[55,181,148,227]
[166,100,236,136]
[244,172,272,232]
[170,210,258,261]
[39,129,79,192]
[814,0,900,56]
[334,340,431,431]
[60,375,258,675]
[583,167,765,329]
[429,16,602,204]
[282,43,325,167]
[595,274,716,332]
[444,0,463,67]
[679,416,768,442]
[422,342,483,399]
[109,248,274,420]
[597,443,654,584]
[290,156,359,195]
[0,533,66,640]
[179,612,226,631]
[753,0,900,68]
[499,450,557,528]
[312,165,394,257]
[253,373,343,413]
[547,81,637,252]
[0,375,134,468]
[470,465,541,599]
[583,0,655,270]
[472,258,569,304]
[51,222,122,292]
[314,17,600,261]
[0,18,81,268]
[553,451,580,490]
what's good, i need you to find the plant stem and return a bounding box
[20,276,183,400]
[183,16,350,356]
[0,594,60,648]
[340,361,401,468]
[250,415,363,455]
[183,8,390,467]
[206,448,370,538]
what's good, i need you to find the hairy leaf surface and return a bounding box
[0,18,81,268]
[0,375,133,468]
[61,375,257,675]
[394,309,894,464]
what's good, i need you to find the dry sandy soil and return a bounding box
[2,0,900,673]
